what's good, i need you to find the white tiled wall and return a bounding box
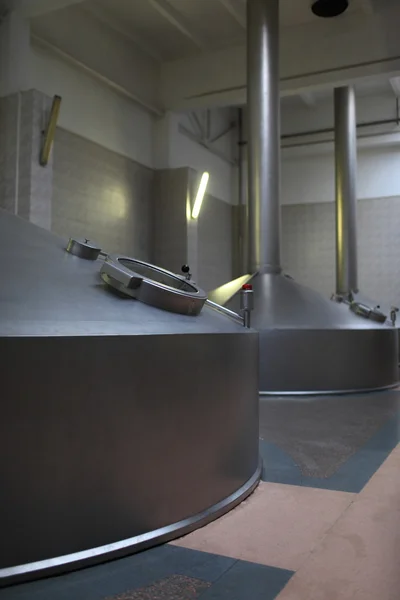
[52,128,154,260]
[282,197,400,307]
[0,94,18,214]
[0,90,52,229]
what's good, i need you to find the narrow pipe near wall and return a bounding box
[238,108,249,274]
[247,0,281,274]
[335,86,358,296]
[40,95,62,167]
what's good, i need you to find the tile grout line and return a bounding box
[275,445,400,599]
[287,494,357,576]
[196,559,239,599]
[285,442,397,577]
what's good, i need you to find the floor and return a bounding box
[2,391,400,600]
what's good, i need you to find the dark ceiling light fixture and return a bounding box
[311,0,349,18]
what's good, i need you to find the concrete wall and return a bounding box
[17,45,236,290]
[154,109,236,206]
[153,168,233,289]
[32,44,155,168]
[30,4,161,113]
[153,167,189,274]
[52,128,154,260]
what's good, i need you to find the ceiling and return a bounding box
[81,0,376,63]
[29,0,400,114]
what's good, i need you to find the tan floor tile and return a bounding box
[277,448,400,600]
[172,482,354,571]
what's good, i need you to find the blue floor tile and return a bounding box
[260,440,303,486]
[0,547,236,600]
[199,559,293,600]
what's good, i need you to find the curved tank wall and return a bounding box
[210,273,399,394]
[253,275,399,394]
[0,209,260,586]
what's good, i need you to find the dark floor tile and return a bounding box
[167,548,235,583]
[260,440,302,486]
[0,547,178,600]
[199,560,293,600]
[104,575,210,599]
[0,547,235,600]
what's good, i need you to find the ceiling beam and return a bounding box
[82,4,163,62]
[147,0,206,49]
[178,123,236,165]
[0,0,85,18]
[217,0,246,29]
[32,35,163,116]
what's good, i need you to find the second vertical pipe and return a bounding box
[335,86,358,296]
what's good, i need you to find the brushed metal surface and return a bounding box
[0,209,260,583]
[259,327,398,393]
[224,273,399,393]
[335,86,358,295]
[1,462,261,586]
[247,0,281,274]
[242,3,398,393]
[0,210,252,337]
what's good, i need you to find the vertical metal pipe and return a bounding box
[335,86,358,296]
[247,0,281,274]
[238,108,249,274]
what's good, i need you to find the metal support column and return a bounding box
[247,0,281,274]
[238,108,249,275]
[335,86,358,296]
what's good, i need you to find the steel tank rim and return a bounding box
[260,382,399,396]
[0,459,262,587]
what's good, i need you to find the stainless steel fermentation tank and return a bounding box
[209,0,398,394]
[0,209,260,586]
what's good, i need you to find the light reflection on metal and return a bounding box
[208,273,255,307]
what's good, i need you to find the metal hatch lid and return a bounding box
[100,255,207,316]
[0,209,253,337]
